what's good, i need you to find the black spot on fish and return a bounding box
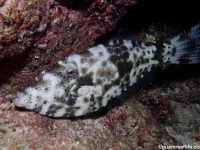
[140,56,144,64]
[80,58,87,63]
[96,78,103,85]
[66,97,76,106]
[63,86,71,95]
[88,57,97,65]
[116,61,133,77]
[101,61,107,67]
[89,58,93,61]
[98,96,103,107]
[104,85,110,92]
[114,47,120,51]
[36,96,42,101]
[33,105,43,112]
[77,72,94,86]
[46,104,63,116]
[114,78,120,86]
[145,58,149,64]
[135,60,140,67]
[79,50,94,57]
[99,51,103,56]
[97,68,113,80]
[63,107,80,117]
[55,97,67,104]
[83,97,89,103]
[81,67,88,75]
[90,94,95,102]
[133,54,137,60]
[120,45,128,51]
[109,53,119,63]
[109,47,123,55]
[88,104,96,111]
[109,45,132,77]
[122,50,129,59]
[44,87,50,93]
[107,47,112,51]
[107,71,112,77]
[98,96,103,101]
[124,74,130,82]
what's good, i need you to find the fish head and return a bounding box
[13,59,89,117]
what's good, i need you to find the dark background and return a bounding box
[118,0,200,30]
[98,0,200,84]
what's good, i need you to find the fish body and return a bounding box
[13,23,200,117]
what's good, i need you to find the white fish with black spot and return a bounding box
[13,23,200,117]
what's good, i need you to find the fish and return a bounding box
[13,23,200,117]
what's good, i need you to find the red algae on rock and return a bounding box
[0,0,136,97]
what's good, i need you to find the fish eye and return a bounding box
[66,68,74,75]
[63,64,77,76]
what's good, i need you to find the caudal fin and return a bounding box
[162,23,200,64]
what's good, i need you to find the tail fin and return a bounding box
[162,23,200,64]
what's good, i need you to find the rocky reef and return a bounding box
[0,0,137,96]
[0,0,200,149]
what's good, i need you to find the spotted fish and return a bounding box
[13,23,200,117]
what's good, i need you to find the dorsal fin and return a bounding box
[109,28,135,41]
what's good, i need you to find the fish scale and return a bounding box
[13,23,200,117]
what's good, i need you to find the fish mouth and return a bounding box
[13,92,24,107]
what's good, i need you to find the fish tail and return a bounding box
[162,23,200,64]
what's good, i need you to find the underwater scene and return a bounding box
[0,0,200,149]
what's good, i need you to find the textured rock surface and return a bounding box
[0,92,179,149]
[0,0,200,149]
[0,0,136,97]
